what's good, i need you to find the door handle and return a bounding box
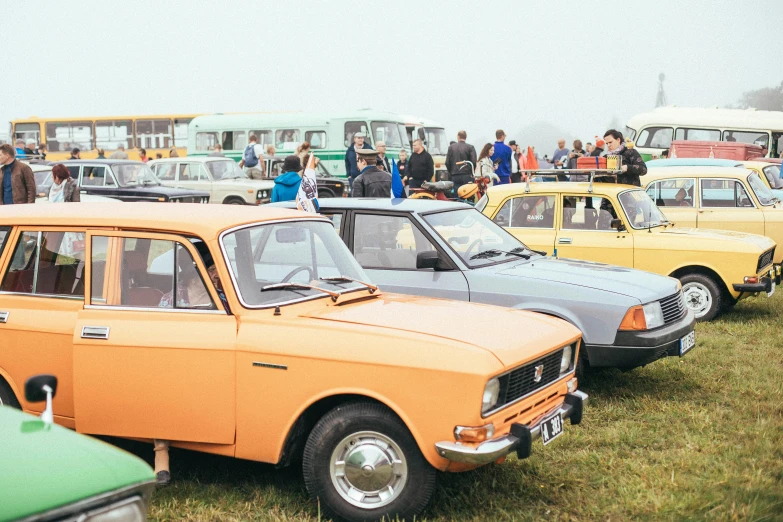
[81,326,110,340]
[0,311,8,323]
[558,238,572,244]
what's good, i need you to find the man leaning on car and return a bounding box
[0,143,36,205]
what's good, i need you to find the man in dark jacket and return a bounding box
[352,148,391,197]
[407,139,434,189]
[603,129,647,186]
[345,131,372,187]
[445,130,477,191]
[0,144,36,205]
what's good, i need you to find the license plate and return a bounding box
[769,270,776,297]
[679,330,696,356]
[540,412,564,445]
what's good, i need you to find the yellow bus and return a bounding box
[10,114,202,160]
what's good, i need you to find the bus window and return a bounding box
[195,132,218,151]
[136,119,172,149]
[371,122,403,149]
[95,120,132,150]
[636,127,672,148]
[249,130,272,146]
[345,121,369,147]
[221,131,246,151]
[46,121,93,152]
[722,130,769,148]
[305,131,327,149]
[173,118,192,148]
[14,123,40,144]
[674,128,720,141]
[276,129,300,149]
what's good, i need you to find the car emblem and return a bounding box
[533,364,544,383]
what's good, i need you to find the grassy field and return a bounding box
[135,291,783,521]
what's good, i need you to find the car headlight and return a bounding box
[257,190,268,199]
[560,344,573,374]
[81,496,146,522]
[481,378,500,415]
[642,301,665,329]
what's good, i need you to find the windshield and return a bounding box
[113,163,160,186]
[425,128,448,155]
[747,172,776,205]
[34,169,52,186]
[762,165,782,189]
[370,121,404,149]
[207,160,246,180]
[423,209,531,268]
[617,190,669,229]
[221,220,372,307]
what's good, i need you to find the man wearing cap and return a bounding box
[345,132,372,188]
[590,137,605,157]
[352,148,391,198]
[271,155,303,203]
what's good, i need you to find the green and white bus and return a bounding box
[188,110,411,178]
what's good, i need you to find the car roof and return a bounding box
[272,198,472,212]
[59,159,145,165]
[645,166,754,180]
[149,156,232,164]
[0,203,323,239]
[486,182,640,198]
[646,158,742,168]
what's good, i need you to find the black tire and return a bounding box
[302,402,436,522]
[223,197,246,205]
[318,189,335,199]
[0,379,21,409]
[679,273,722,322]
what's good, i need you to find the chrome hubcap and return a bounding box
[329,430,408,509]
[683,282,712,318]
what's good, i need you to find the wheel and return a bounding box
[281,266,313,283]
[224,197,246,205]
[302,402,436,522]
[0,379,20,409]
[679,273,722,322]
[318,189,335,199]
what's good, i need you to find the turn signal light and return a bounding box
[619,305,647,331]
[454,424,495,443]
[744,276,758,284]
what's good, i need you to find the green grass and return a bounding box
[131,292,783,521]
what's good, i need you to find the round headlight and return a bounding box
[481,378,500,414]
[560,344,573,374]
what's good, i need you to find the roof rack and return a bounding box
[520,169,622,194]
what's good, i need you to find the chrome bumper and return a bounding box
[435,390,588,465]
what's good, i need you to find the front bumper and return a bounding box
[434,390,587,466]
[733,265,779,293]
[584,309,696,369]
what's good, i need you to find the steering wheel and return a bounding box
[281,266,313,283]
[464,238,484,259]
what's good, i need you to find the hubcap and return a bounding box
[329,430,408,510]
[682,282,712,318]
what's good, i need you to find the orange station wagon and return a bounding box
[0,204,587,522]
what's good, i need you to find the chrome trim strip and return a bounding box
[0,311,8,323]
[85,304,226,315]
[81,325,110,340]
[253,361,288,370]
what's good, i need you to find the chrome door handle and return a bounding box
[81,326,110,340]
[558,238,572,244]
[0,311,8,323]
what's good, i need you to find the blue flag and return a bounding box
[391,158,405,199]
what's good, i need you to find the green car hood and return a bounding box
[0,406,154,522]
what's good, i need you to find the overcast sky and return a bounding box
[2,0,781,152]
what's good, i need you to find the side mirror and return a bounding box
[610,219,626,232]
[416,250,439,269]
[25,374,57,425]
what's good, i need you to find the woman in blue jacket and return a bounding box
[271,155,303,202]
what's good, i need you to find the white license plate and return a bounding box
[679,330,696,356]
[768,270,776,297]
[540,413,564,445]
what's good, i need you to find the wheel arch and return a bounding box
[669,264,732,299]
[0,368,22,405]
[222,194,247,205]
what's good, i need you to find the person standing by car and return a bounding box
[271,155,303,203]
[407,139,434,189]
[0,144,36,205]
[70,148,81,160]
[96,149,105,159]
[375,141,391,172]
[397,148,408,186]
[603,129,647,186]
[208,144,225,157]
[353,148,391,197]
[345,131,372,187]
[477,143,500,185]
[109,144,129,159]
[48,164,80,203]
[239,134,265,179]
[509,140,522,183]
[490,130,512,184]
[445,130,478,191]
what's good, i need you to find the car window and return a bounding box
[636,127,672,148]
[353,214,435,270]
[305,131,327,149]
[1,231,86,297]
[66,166,80,180]
[495,195,556,228]
[674,128,720,141]
[747,172,775,206]
[561,196,617,230]
[275,129,300,150]
[99,236,216,310]
[206,160,243,180]
[700,179,754,208]
[646,178,695,207]
[156,163,176,181]
[0,227,10,259]
[321,212,344,233]
[90,236,109,303]
[762,165,782,189]
[82,166,110,187]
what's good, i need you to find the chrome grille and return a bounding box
[660,291,686,325]
[758,248,775,272]
[496,348,565,410]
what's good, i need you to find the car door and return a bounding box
[555,194,634,267]
[153,162,177,188]
[491,194,557,255]
[697,178,765,235]
[0,227,98,424]
[79,165,115,198]
[71,230,236,444]
[645,178,698,227]
[349,212,470,300]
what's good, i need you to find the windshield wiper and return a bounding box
[320,276,378,294]
[470,248,530,260]
[261,283,341,302]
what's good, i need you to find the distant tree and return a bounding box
[737,81,783,111]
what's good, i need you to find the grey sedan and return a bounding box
[272,199,696,371]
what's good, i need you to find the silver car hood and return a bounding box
[489,256,680,303]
